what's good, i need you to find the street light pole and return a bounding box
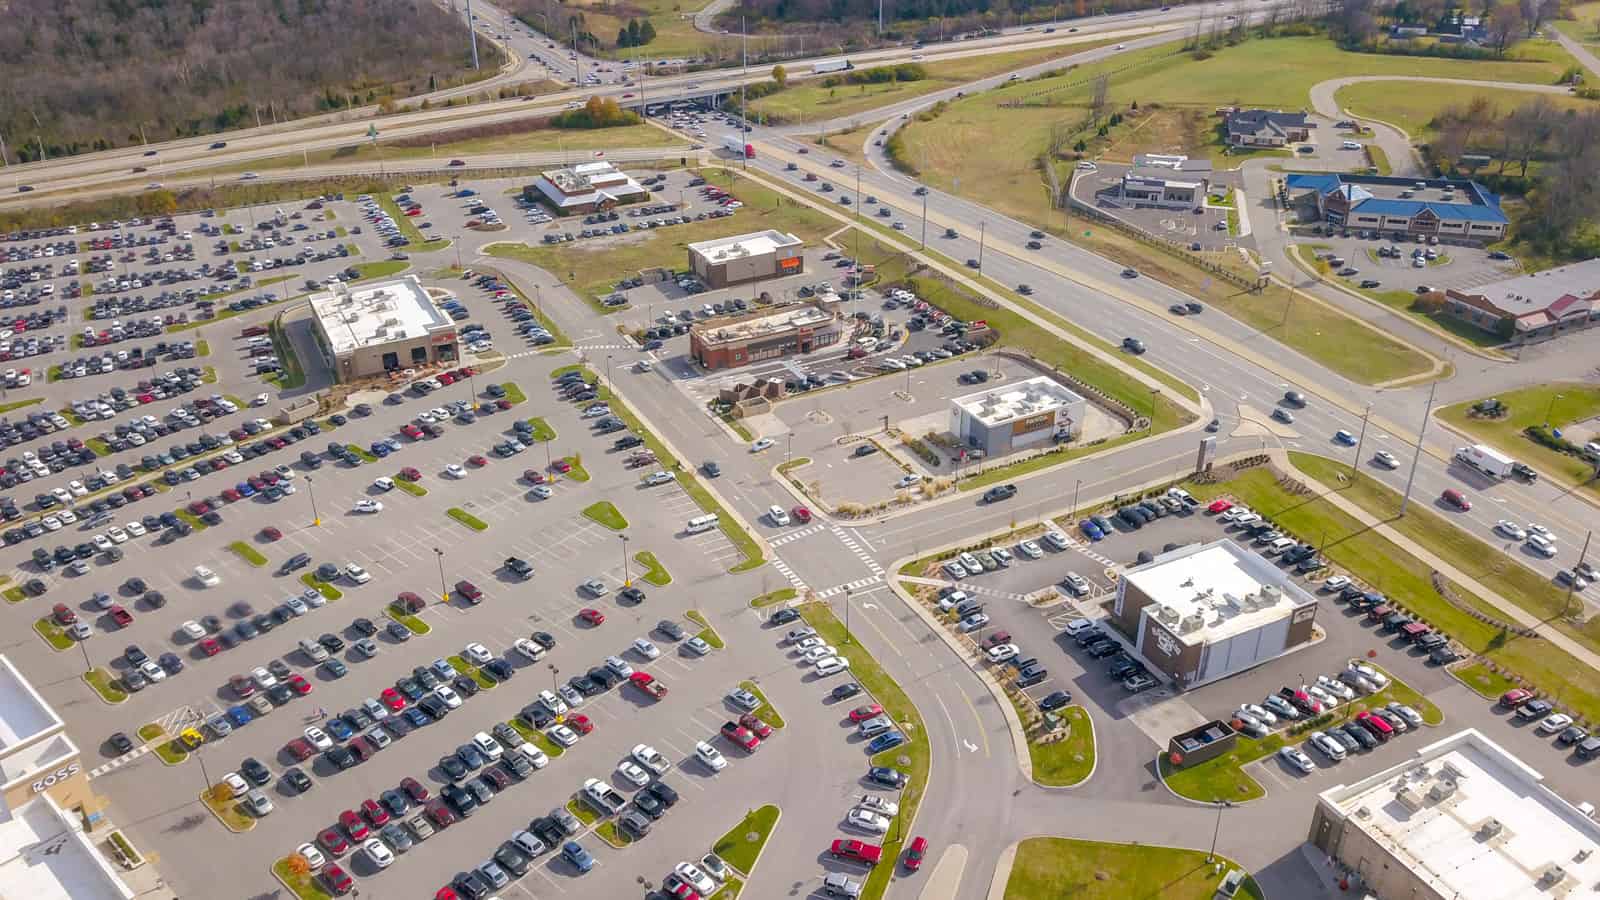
[977,221,987,271]
[1399,379,1438,517]
[620,533,631,587]
[843,588,853,645]
[305,475,320,526]
[433,547,447,603]
[1351,402,1372,479]
[1206,800,1231,862]
[1545,392,1565,428]
[549,664,559,694]
[1071,479,1082,519]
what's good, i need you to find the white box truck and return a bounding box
[811,57,854,74]
[720,134,754,159]
[1455,443,1513,479]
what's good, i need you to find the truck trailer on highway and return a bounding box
[811,57,854,74]
[1454,443,1514,479]
[720,134,755,159]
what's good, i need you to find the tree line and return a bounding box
[550,96,642,129]
[1327,0,1561,54]
[0,0,494,161]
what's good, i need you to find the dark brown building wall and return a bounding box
[1285,601,1318,648]
[1141,615,1203,684]
[1113,580,1154,635]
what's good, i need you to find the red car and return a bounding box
[229,674,256,698]
[323,863,354,896]
[568,714,594,735]
[108,605,133,628]
[849,704,885,723]
[1500,688,1534,708]
[380,688,405,711]
[739,713,774,739]
[523,470,547,484]
[401,424,423,439]
[904,836,928,871]
[458,367,476,377]
[288,674,313,696]
[425,799,457,828]
[221,488,242,502]
[318,827,349,854]
[339,809,369,841]
[455,581,482,602]
[400,776,430,803]
[982,631,1013,648]
[1206,499,1233,514]
[399,467,421,481]
[720,721,760,752]
[199,638,222,656]
[435,889,459,900]
[578,608,605,626]
[52,603,76,625]
[552,458,572,473]
[360,798,390,826]
[285,738,314,761]
[467,455,487,467]
[830,839,883,866]
[495,399,512,410]
[437,372,455,385]
[791,505,812,524]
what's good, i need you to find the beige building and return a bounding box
[308,276,457,382]
[1309,729,1600,900]
[687,230,804,289]
[0,655,135,900]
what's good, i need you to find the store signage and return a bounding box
[32,763,81,793]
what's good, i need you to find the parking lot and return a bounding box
[1077,163,1238,252]
[1299,231,1520,295]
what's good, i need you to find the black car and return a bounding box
[831,682,863,701]
[325,746,357,770]
[633,790,665,819]
[318,633,345,653]
[282,767,313,792]
[530,631,557,650]
[982,484,1017,503]
[495,842,531,876]
[351,617,378,636]
[240,757,271,785]
[769,608,799,626]
[412,666,440,689]
[418,694,450,719]
[109,732,134,754]
[520,704,554,729]
[530,816,565,847]
[1038,690,1073,711]
[482,659,514,682]
[646,780,679,808]
[1342,722,1379,751]
[440,755,469,781]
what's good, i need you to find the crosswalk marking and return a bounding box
[815,574,884,599]
[769,523,825,547]
[88,745,152,779]
[831,525,884,576]
[770,554,808,591]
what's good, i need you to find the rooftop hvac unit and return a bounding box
[1478,818,1503,839]
[1396,787,1426,812]
[1154,605,1180,625]
[1440,761,1467,782]
[1537,865,1566,886]
[1179,614,1205,634]
[1428,778,1458,802]
[1260,584,1282,605]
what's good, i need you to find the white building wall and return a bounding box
[1198,615,1290,683]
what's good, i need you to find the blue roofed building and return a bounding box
[1285,172,1508,243]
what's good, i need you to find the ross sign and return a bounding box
[1012,412,1055,436]
[32,762,81,793]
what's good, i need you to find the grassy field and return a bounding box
[1159,733,1280,802]
[711,804,781,875]
[486,168,841,309]
[1031,705,1096,786]
[748,39,1124,124]
[1192,463,1600,724]
[634,551,672,585]
[1338,81,1595,140]
[352,260,410,281]
[1438,383,1600,494]
[817,122,881,168]
[566,0,718,60]
[447,507,490,531]
[581,500,629,530]
[1454,661,1518,698]
[1553,3,1600,43]
[1003,836,1264,900]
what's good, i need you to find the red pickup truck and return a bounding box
[629,672,667,701]
[830,839,883,866]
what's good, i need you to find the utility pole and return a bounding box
[1351,403,1372,480]
[1564,531,1591,619]
[977,221,987,271]
[740,16,749,170]
[1399,379,1437,516]
[878,0,884,35]
[465,0,482,69]
[573,20,581,87]
[920,188,928,250]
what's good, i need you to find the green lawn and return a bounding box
[736,679,783,727]
[633,551,672,586]
[273,856,335,900]
[1454,662,1518,699]
[1029,706,1096,787]
[352,260,410,281]
[524,417,556,442]
[1438,383,1600,494]
[1191,464,1600,724]
[33,618,74,651]
[581,500,628,530]
[798,603,925,898]
[299,573,342,601]
[447,655,497,691]
[1003,836,1264,900]
[227,541,268,567]
[1364,663,1445,725]
[748,38,1124,124]
[202,789,256,833]
[499,382,527,405]
[508,719,565,758]
[750,587,798,608]
[174,509,208,531]
[594,819,630,848]
[687,610,726,650]
[384,608,431,635]
[447,507,490,531]
[393,477,428,497]
[1158,733,1281,802]
[84,668,128,704]
[566,797,599,826]
[711,805,781,875]
[266,318,306,390]
[346,444,378,463]
[0,397,43,414]
[486,169,842,311]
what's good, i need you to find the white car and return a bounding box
[1278,746,1316,773]
[896,473,923,489]
[193,566,220,587]
[463,642,494,666]
[295,842,327,870]
[107,526,129,543]
[750,438,775,453]
[616,760,650,786]
[517,743,550,769]
[538,690,568,715]
[1347,662,1388,689]
[139,659,165,682]
[1017,540,1043,559]
[354,499,383,514]
[695,741,727,771]
[1237,705,1275,727]
[802,645,839,663]
[632,637,660,659]
[472,731,504,761]
[1526,533,1558,557]
[362,838,395,869]
[1316,675,1355,701]
[795,636,826,652]
[251,666,278,689]
[767,505,790,526]
[92,534,113,552]
[675,862,717,895]
[548,724,579,747]
[858,795,898,816]
[304,726,333,751]
[512,638,544,662]
[1309,731,1346,761]
[1538,712,1574,734]
[222,772,249,796]
[1495,519,1527,540]
[847,808,891,833]
[815,656,851,677]
[1306,685,1338,708]
[434,684,463,708]
[1387,703,1425,728]
[181,619,206,640]
[529,485,553,499]
[345,564,371,584]
[125,521,146,537]
[1323,575,1350,592]
[604,655,634,678]
[372,477,395,492]
[632,744,671,774]
[986,643,1019,663]
[445,463,467,479]
[958,612,990,632]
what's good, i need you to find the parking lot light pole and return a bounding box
[1071,479,1082,519]
[843,587,853,645]
[1399,379,1438,517]
[1206,800,1231,862]
[620,533,631,587]
[305,475,320,526]
[549,664,559,694]
[433,547,447,603]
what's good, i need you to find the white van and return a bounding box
[686,513,720,534]
[1341,140,1362,150]
[1267,537,1296,555]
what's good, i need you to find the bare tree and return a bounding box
[1487,1,1524,52]
[1089,74,1110,125]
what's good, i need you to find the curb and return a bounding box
[731,805,782,883]
[1030,705,1098,791]
[985,841,1020,900]
[1150,750,1268,808]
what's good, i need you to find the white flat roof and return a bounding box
[1124,540,1316,646]
[309,276,452,355]
[1321,729,1600,900]
[0,656,62,751]
[951,375,1083,426]
[693,304,835,346]
[0,794,133,900]
[688,229,803,262]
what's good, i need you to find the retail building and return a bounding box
[308,276,457,381]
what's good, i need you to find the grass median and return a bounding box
[561,457,590,483]
[508,719,565,758]
[565,797,599,826]
[500,382,526,404]
[227,541,268,567]
[446,655,496,691]
[633,551,672,586]
[1004,836,1265,900]
[523,417,556,442]
[346,444,378,463]
[1030,705,1095,787]
[33,618,74,651]
[1438,383,1600,496]
[299,574,342,602]
[84,668,127,704]
[140,724,189,765]
[594,819,631,848]
[384,607,431,635]
[686,610,726,650]
[201,786,256,832]
[581,501,628,530]
[798,603,924,899]
[711,804,780,875]
[750,587,798,608]
[446,507,489,531]
[736,679,784,728]
[273,856,335,900]
[393,477,427,497]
